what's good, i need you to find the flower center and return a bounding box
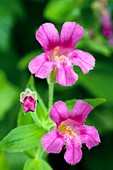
[50,46,66,63]
[53,46,59,56]
[58,120,75,135]
[51,46,60,60]
[58,119,81,143]
[60,125,74,135]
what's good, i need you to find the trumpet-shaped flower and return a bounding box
[20,88,37,113]
[42,100,100,165]
[29,22,95,86]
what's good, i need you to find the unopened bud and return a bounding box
[20,88,37,113]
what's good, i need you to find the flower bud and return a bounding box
[20,88,37,113]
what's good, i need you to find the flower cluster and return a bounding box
[20,21,100,165]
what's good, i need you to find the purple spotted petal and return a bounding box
[71,100,93,124]
[50,101,70,126]
[80,125,100,149]
[36,23,59,51]
[72,50,95,74]
[28,53,54,78]
[56,63,78,86]
[42,130,64,153]
[64,138,82,165]
[60,22,84,48]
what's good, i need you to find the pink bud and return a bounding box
[20,88,37,113]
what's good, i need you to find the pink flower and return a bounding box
[101,13,112,38]
[42,100,100,165]
[100,10,112,38]
[20,88,37,113]
[29,22,95,86]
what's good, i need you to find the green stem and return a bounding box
[48,80,54,112]
[30,111,48,130]
[30,111,40,126]
[47,69,56,111]
[35,143,45,159]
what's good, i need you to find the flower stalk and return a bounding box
[30,111,40,126]
[36,142,45,159]
[48,81,54,112]
[47,73,54,112]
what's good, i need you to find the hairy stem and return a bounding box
[30,111,40,126]
[48,80,54,112]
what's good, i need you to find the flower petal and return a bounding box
[29,53,46,74]
[35,61,54,78]
[64,138,82,165]
[41,130,64,153]
[28,53,54,78]
[72,50,95,74]
[56,63,78,86]
[80,125,100,149]
[71,100,93,124]
[60,22,84,48]
[50,101,70,126]
[36,23,59,51]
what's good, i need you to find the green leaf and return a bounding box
[6,153,27,170]
[65,98,106,112]
[85,37,111,57]
[17,109,34,126]
[24,159,53,170]
[80,61,113,102]
[0,152,9,170]
[83,98,106,107]
[87,106,113,134]
[24,140,48,159]
[0,70,19,120]
[77,32,111,57]
[0,0,24,51]
[0,124,46,152]
[17,51,39,70]
[44,0,82,23]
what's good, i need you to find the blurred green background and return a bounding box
[0,0,113,170]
